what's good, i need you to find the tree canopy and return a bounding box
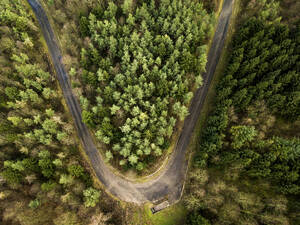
[78,0,214,169]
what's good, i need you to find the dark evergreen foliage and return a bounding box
[195,8,300,195]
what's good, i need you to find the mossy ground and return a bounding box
[129,203,187,225]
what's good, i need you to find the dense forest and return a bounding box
[1,0,299,224]
[0,1,122,224]
[75,0,215,169]
[184,0,300,224]
[40,0,216,171]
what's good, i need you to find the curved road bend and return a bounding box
[28,0,234,204]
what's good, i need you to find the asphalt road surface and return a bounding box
[28,0,234,204]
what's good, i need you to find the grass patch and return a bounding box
[130,203,187,225]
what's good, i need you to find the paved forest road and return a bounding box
[28,0,234,204]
